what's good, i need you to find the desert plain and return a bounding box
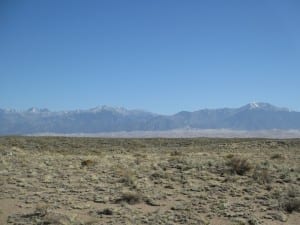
[0,136,299,225]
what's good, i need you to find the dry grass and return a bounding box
[0,137,299,225]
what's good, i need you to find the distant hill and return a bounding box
[1,103,300,135]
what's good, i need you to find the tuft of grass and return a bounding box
[226,156,252,176]
[270,153,285,160]
[252,166,272,184]
[170,150,182,156]
[287,186,299,198]
[34,204,49,217]
[115,192,143,205]
[81,159,95,167]
[97,208,113,215]
[278,185,300,213]
[225,153,235,159]
[281,198,300,213]
[115,167,137,188]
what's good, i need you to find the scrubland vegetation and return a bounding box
[0,137,299,224]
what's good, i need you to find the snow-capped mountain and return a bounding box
[241,102,289,112]
[26,107,50,113]
[0,103,299,135]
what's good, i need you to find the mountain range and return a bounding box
[1,103,300,135]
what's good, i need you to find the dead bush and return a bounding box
[226,156,252,175]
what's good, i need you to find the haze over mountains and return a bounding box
[0,102,300,135]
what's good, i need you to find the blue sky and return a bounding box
[0,0,299,114]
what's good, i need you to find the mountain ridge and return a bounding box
[0,102,300,135]
[1,102,296,114]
